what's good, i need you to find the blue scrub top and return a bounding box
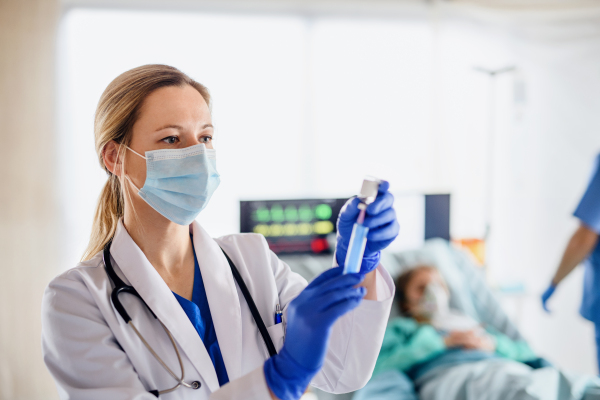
[173,239,230,386]
[573,153,600,323]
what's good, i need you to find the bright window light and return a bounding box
[58,9,492,266]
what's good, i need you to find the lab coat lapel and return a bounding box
[191,221,243,380]
[109,221,221,392]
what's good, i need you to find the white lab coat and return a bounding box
[42,220,394,399]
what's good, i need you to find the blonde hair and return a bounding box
[82,64,210,261]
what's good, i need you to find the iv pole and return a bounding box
[473,66,516,268]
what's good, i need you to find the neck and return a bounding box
[123,193,194,279]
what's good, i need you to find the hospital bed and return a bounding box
[283,239,600,400]
[281,238,519,400]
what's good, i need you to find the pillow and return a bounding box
[383,239,522,341]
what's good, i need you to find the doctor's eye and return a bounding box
[200,135,213,144]
[161,136,178,145]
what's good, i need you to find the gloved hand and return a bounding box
[335,181,400,275]
[264,267,365,400]
[541,283,557,313]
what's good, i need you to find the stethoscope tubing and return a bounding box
[103,241,198,396]
[128,320,194,394]
[102,239,277,397]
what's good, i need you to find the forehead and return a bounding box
[137,84,210,126]
[411,268,441,284]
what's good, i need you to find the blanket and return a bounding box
[414,359,600,400]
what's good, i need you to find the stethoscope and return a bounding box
[103,240,277,397]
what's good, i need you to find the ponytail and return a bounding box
[82,174,124,261]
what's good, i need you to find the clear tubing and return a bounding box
[343,222,369,274]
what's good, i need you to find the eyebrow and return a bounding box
[154,123,214,132]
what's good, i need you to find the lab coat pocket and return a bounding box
[267,323,285,352]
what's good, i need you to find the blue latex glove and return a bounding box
[264,267,366,400]
[335,181,400,275]
[541,283,557,313]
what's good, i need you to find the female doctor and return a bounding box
[41,65,399,400]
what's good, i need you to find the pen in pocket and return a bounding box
[275,304,282,324]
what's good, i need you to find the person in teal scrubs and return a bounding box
[542,153,600,371]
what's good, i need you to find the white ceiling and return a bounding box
[450,0,600,9]
[61,0,600,8]
[59,0,600,22]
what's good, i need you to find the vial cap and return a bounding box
[358,177,381,205]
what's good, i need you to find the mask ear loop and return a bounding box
[126,146,147,160]
[117,144,146,234]
[123,146,147,192]
[124,174,142,192]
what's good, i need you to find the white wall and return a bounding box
[58,10,446,260]
[430,12,600,373]
[484,16,600,373]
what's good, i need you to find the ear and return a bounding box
[102,140,123,177]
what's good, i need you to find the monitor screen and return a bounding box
[425,194,451,241]
[240,194,450,255]
[240,198,347,254]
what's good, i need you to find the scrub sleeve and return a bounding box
[573,153,600,371]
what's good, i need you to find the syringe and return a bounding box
[343,177,381,274]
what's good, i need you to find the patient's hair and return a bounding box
[395,265,438,315]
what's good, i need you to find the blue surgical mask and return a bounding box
[125,143,220,225]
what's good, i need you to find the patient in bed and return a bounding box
[365,265,600,400]
[375,265,536,376]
